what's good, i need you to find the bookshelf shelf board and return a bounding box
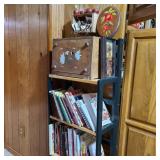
[50,115,96,136]
[49,74,98,85]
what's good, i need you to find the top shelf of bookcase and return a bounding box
[49,74,99,85]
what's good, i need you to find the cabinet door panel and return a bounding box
[118,29,156,155]
[126,127,156,156]
[130,38,156,125]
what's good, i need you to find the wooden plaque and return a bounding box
[97,6,120,37]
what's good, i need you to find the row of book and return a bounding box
[131,18,156,29]
[49,87,111,131]
[49,123,104,156]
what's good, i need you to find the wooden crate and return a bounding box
[51,36,99,79]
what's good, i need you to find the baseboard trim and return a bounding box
[4,144,22,156]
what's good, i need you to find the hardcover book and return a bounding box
[49,124,54,155]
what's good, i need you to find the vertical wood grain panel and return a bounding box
[4,4,12,146]
[64,4,75,37]
[130,39,156,125]
[118,29,156,155]
[28,4,40,155]
[16,4,30,155]
[39,4,49,155]
[48,4,64,51]
[5,4,48,155]
[8,4,20,152]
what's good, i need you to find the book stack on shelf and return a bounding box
[49,123,104,156]
[48,87,111,156]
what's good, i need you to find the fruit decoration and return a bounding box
[97,6,120,37]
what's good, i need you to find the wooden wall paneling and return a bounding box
[64,4,75,37]
[48,4,64,51]
[28,4,41,155]
[39,4,49,155]
[8,4,20,152]
[5,4,49,155]
[4,4,12,147]
[16,4,30,155]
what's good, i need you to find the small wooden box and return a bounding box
[51,36,99,79]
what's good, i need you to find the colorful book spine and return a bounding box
[76,100,96,131]
[64,95,79,125]
[68,92,84,126]
[60,95,73,123]
[82,94,97,129]
[55,92,71,123]
[76,102,91,129]
[90,97,111,126]
[49,90,64,121]
[65,92,83,126]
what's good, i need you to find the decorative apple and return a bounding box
[104,13,113,22]
[103,25,110,31]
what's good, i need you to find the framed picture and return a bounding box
[99,37,116,78]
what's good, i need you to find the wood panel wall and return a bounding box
[4,4,49,156]
[48,4,127,51]
[48,4,64,51]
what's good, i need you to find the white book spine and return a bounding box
[49,124,54,155]
[68,128,73,156]
[78,100,96,131]
[73,130,77,156]
[76,134,81,156]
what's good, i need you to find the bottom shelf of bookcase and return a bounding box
[50,115,114,138]
[50,115,96,137]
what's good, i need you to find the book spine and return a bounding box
[102,102,111,126]
[83,94,97,129]
[59,126,63,156]
[68,92,83,126]
[73,130,77,156]
[54,124,57,154]
[48,124,54,155]
[50,91,64,121]
[63,97,76,124]
[76,134,81,156]
[61,96,74,123]
[76,105,87,127]
[57,125,60,155]
[65,92,81,125]
[55,92,71,123]
[65,132,69,156]
[67,128,73,156]
[76,102,91,129]
[78,100,96,131]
